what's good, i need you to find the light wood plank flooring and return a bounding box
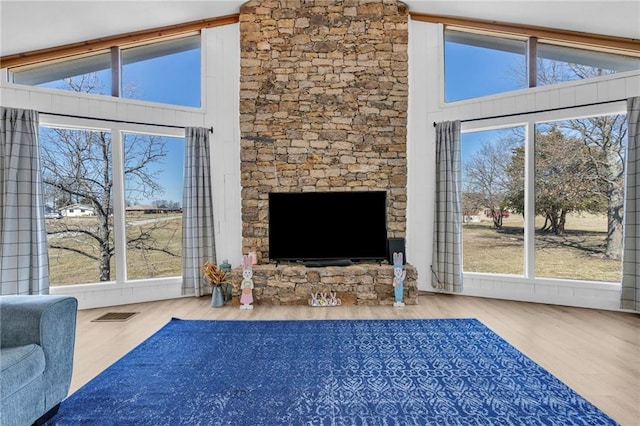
[71,293,639,425]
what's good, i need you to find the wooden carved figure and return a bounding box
[392,252,406,307]
[240,254,254,310]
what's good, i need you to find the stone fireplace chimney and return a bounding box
[239,0,409,261]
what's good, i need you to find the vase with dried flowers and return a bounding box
[201,261,232,307]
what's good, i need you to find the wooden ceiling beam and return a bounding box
[410,12,640,56]
[1,14,239,69]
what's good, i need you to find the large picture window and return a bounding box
[461,113,626,283]
[41,125,185,286]
[41,127,116,285]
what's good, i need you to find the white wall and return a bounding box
[406,19,640,312]
[203,24,243,271]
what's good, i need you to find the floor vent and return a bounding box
[92,312,139,322]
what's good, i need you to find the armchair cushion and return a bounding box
[0,295,78,426]
[0,344,45,398]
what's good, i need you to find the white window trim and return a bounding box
[461,100,627,285]
[39,115,186,290]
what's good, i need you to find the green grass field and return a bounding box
[47,214,182,285]
[463,213,622,282]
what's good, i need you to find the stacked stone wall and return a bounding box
[239,0,409,261]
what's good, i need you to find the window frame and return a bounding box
[39,114,185,287]
[411,12,640,58]
[460,125,527,276]
[443,29,529,102]
[441,24,640,103]
[7,33,202,108]
[460,100,627,284]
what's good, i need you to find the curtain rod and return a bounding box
[432,98,627,127]
[39,110,214,133]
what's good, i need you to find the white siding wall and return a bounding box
[407,19,640,311]
[203,24,243,271]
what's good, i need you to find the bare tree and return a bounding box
[555,116,626,257]
[41,75,176,282]
[463,136,520,228]
[538,62,626,257]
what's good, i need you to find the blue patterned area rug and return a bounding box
[47,318,617,425]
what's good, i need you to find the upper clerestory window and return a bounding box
[12,51,112,95]
[536,43,640,85]
[444,28,640,103]
[444,30,527,102]
[121,36,200,107]
[9,34,201,108]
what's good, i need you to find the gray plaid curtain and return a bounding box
[182,127,216,297]
[432,120,462,292]
[0,107,49,295]
[621,97,639,311]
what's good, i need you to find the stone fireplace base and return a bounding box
[230,263,418,306]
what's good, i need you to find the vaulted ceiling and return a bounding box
[1,1,639,58]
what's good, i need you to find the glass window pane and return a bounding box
[444,30,527,102]
[123,133,184,280]
[537,43,640,86]
[40,126,115,285]
[462,127,525,275]
[122,35,201,107]
[534,115,626,281]
[13,52,111,95]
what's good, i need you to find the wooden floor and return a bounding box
[72,293,639,425]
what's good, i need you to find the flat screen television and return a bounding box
[268,191,388,263]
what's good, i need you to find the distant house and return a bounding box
[126,205,159,214]
[126,205,181,214]
[60,204,95,217]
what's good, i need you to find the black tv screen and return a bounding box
[268,191,388,262]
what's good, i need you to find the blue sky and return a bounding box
[122,49,200,107]
[124,135,185,207]
[445,39,525,102]
[445,39,528,170]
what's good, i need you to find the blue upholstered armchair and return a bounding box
[0,295,78,426]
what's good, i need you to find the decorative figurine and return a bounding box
[328,291,341,306]
[318,292,328,306]
[219,259,233,302]
[392,252,406,307]
[309,290,341,307]
[240,254,254,310]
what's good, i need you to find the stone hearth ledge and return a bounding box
[229,263,417,306]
